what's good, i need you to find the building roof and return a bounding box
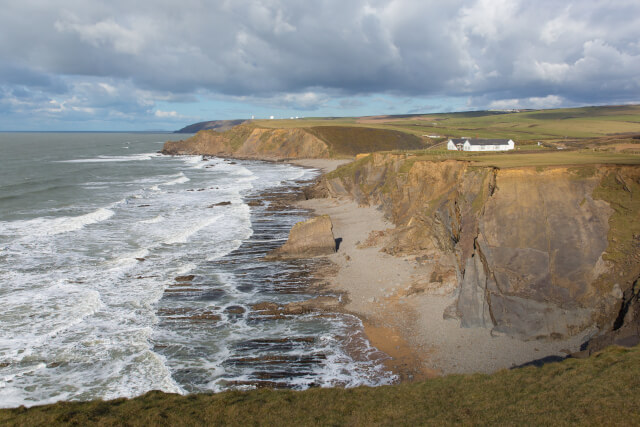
[450,138,512,145]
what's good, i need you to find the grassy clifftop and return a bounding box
[2,344,639,425]
[165,105,640,158]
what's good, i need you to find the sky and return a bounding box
[1,0,639,131]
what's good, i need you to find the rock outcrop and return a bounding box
[251,296,342,318]
[312,152,640,341]
[266,215,337,259]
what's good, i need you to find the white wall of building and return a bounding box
[448,139,514,151]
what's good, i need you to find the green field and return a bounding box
[392,149,640,168]
[2,345,639,426]
[256,105,640,142]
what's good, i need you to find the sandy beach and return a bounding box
[294,159,593,380]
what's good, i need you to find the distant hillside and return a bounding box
[255,104,640,141]
[174,120,248,133]
[162,124,426,160]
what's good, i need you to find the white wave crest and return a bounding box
[164,214,222,244]
[2,207,114,238]
[56,153,161,163]
[161,172,190,186]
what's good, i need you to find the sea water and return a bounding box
[0,133,395,408]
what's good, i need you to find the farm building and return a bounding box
[447,138,515,151]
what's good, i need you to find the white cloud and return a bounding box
[154,110,181,118]
[488,94,565,110]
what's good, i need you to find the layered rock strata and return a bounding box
[310,153,640,341]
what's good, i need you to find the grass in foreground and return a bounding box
[2,345,640,426]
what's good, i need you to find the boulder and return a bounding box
[266,215,337,259]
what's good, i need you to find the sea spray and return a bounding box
[0,132,394,408]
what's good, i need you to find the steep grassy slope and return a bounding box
[2,344,639,425]
[305,126,423,155]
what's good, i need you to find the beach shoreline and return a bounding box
[291,158,591,381]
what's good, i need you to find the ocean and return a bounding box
[0,132,394,408]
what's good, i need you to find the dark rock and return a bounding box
[175,275,195,282]
[577,277,640,355]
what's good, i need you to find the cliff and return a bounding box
[310,153,640,342]
[162,124,424,160]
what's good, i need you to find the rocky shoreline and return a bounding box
[155,153,640,383]
[285,159,593,378]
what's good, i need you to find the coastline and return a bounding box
[292,158,591,380]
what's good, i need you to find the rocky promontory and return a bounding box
[162,124,425,160]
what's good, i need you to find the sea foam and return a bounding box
[1,207,114,238]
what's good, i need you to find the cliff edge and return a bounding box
[310,153,640,342]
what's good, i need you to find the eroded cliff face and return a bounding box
[313,153,640,341]
[162,125,331,160]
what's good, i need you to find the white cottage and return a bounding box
[447,138,515,151]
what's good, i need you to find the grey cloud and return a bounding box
[339,99,365,108]
[0,0,639,116]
